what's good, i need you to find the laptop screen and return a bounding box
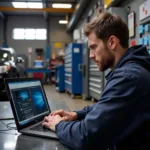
[8,80,49,126]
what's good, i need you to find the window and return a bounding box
[35,29,46,40]
[25,29,36,40]
[13,28,25,40]
[13,28,47,40]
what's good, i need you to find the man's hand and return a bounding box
[50,109,78,121]
[42,115,63,131]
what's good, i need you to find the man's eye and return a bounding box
[91,46,96,50]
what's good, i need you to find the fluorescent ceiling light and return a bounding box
[59,20,68,24]
[52,3,72,9]
[27,2,43,8]
[12,2,27,8]
[12,2,43,8]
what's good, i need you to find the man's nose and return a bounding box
[89,51,95,59]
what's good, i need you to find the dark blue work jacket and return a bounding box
[56,45,150,150]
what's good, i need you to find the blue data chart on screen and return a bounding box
[16,89,29,101]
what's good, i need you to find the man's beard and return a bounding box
[101,45,115,71]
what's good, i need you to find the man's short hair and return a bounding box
[84,12,129,48]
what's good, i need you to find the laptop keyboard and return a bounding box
[30,124,50,132]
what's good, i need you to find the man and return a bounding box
[42,12,150,150]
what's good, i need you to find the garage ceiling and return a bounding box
[0,0,78,17]
[0,0,92,32]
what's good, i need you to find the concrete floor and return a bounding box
[44,84,95,111]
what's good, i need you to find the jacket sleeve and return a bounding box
[56,71,139,150]
[75,104,97,120]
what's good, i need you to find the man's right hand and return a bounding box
[50,109,78,121]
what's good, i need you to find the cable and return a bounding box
[0,120,16,131]
[7,122,16,130]
[0,121,18,135]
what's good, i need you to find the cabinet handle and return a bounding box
[78,64,82,71]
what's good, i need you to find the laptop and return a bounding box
[4,77,59,139]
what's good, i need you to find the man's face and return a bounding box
[88,32,115,71]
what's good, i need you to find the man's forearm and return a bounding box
[74,103,97,120]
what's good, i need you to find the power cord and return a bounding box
[0,120,16,131]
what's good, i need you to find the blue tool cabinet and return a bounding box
[55,65,65,92]
[64,43,82,98]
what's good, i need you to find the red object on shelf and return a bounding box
[131,40,136,46]
[33,73,43,80]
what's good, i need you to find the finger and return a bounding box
[43,116,49,122]
[43,117,46,122]
[42,122,50,128]
[49,110,59,116]
[48,112,52,116]
[49,111,55,116]
[51,111,60,116]
[52,109,64,116]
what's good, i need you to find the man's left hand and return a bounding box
[42,115,63,131]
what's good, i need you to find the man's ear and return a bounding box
[108,35,117,50]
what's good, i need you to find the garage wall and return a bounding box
[74,0,146,47]
[0,18,3,47]
[120,0,145,46]
[73,0,101,41]
[7,15,46,66]
[49,17,73,57]
[6,15,72,67]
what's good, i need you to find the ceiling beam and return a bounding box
[0,7,75,13]
[0,0,76,3]
[0,12,5,19]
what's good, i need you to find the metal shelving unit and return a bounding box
[89,60,104,101]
